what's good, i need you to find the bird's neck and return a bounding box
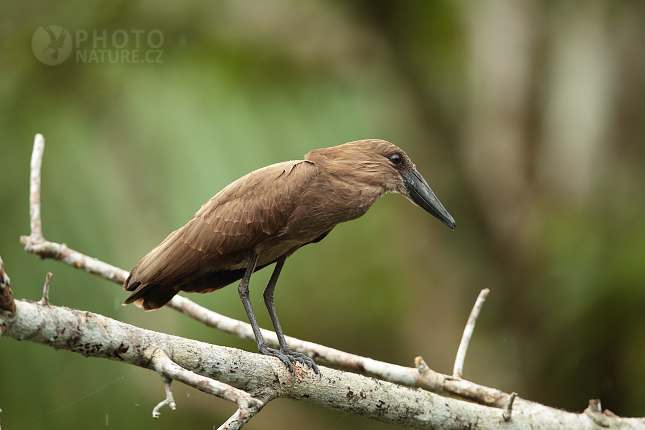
[281,155,387,243]
[313,158,387,220]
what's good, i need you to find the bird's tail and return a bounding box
[123,267,179,310]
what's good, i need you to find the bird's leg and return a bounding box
[237,251,298,374]
[263,256,320,374]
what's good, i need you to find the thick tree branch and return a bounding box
[0,295,493,429]
[3,289,642,430]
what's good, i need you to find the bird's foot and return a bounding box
[284,349,320,375]
[259,346,320,375]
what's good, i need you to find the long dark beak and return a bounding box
[401,170,456,230]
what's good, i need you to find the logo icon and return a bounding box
[32,26,72,65]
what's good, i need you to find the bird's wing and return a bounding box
[127,159,317,289]
[53,29,68,48]
[44,26,56,43]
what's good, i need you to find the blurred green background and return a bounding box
[2,1,645,429]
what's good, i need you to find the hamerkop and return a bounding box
[124,139,455,374]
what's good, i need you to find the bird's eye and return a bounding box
[389,153,402,165]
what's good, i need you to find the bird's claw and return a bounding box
[287,350,320,374]
[260,346,320,375]
[262,347,296,374]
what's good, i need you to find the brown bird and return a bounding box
[123,139,455,374]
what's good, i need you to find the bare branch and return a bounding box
[28,134,45,239]
[218,403,265,430]
[414,356,429,374]
[151,376,176,418]
[3,297,644,430]
[453,288,490,379]
[20,237,129,284]
[169,296,515,407]
[503,392,518,421]
[0,299,496,429]
[38,272,53,306]
[148,347,264,417]
[585,399,612,428]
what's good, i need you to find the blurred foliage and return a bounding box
[1,0,645,429]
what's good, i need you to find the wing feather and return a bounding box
[127,159,317,292]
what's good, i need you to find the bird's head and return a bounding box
[307,139,456,229]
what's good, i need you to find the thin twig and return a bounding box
[152,376,176,418]
[502,392,517,421]
[29,134,45,239]
[217,401,265,430]
[414,356,430,375]
[453,288,490,379]
[585,399,611,427]
[39,272,53,306]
